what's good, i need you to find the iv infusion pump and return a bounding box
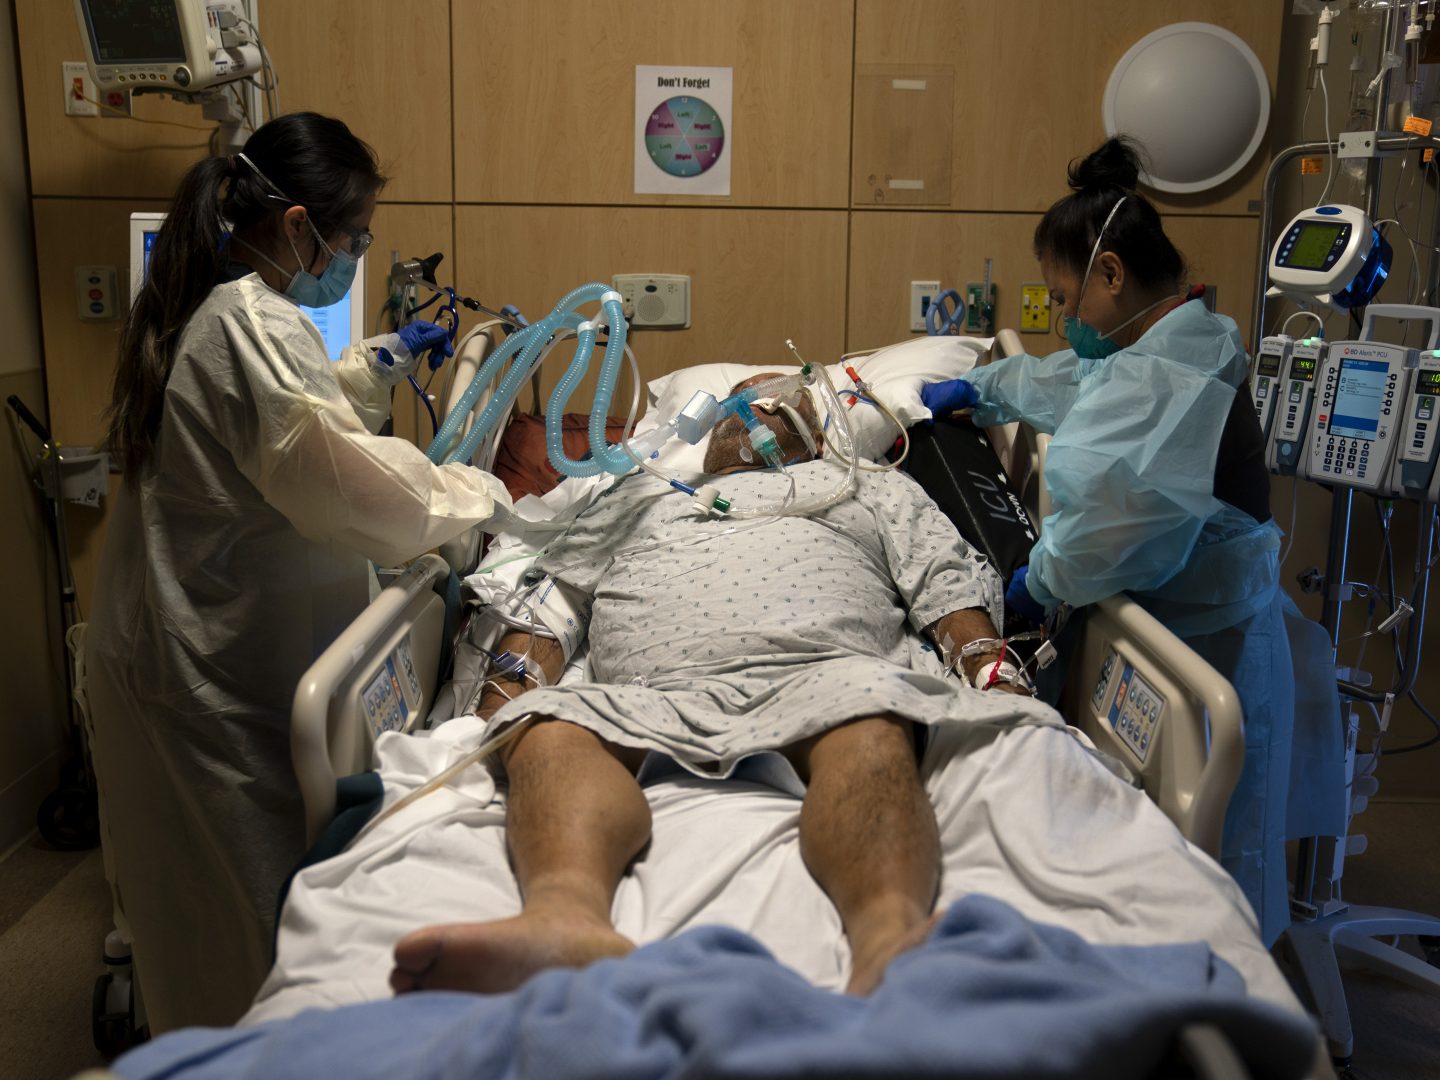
[1266,338,1325,476]
[1251,335,1291,446]
[1305,341,1412,492]
[1292,305,1440,499]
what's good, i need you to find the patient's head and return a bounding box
[702,373,826,475]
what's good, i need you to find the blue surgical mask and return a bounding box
[281,221,358,308]
[234,152,361,308]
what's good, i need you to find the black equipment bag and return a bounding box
[901,419,1038,589]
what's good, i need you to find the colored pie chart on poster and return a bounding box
[645,96,725,178]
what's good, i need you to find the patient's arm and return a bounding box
[925,608,1031,696]
[474,629,567,720]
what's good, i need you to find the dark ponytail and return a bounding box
[106,112,386,479]
[1033,136,1186,292]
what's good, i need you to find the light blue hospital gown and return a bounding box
[485,464,1059,775]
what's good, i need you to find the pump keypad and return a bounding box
[1315,367,1397,481]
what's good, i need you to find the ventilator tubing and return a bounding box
[427,283,635,473]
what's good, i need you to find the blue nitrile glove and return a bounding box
[1005,565,1046,624]
[920,378,980,418]
[397,319,455,371]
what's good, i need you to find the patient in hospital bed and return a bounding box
[389,374,1075,997]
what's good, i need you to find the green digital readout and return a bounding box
[1284,222,1345,270]
[1290,356,1318,382]
[1415,370,1440,395]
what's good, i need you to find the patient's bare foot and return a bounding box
[390,904,635,995]
[845,909,941,996]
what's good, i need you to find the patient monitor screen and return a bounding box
[1281,221,1346,270]
[81,0,187,63]
[1329,358,1389,441]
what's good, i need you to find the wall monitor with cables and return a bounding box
[74,0,263,95]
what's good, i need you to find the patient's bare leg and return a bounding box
[786,716,940,995]
[390,719,650,995]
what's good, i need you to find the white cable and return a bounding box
[1277,478,1302,570]
[1281,310,1325,339]
[1319,69,1336,207]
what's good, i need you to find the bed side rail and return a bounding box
[291,554,449,846]
[1062,596,1244,859]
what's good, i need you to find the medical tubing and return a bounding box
[353,716,536,844]
[430,283,608,465]
[449,308,590,469]
[725,365,858,518]
[585,297,636,474]
[427,326,533,462]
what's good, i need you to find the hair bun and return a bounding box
[1067,136,1143,194]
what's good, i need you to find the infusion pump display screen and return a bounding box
[81,1,187,63]
[1277,221,1350,270]
[1330,358,1390,440]
[1290,356,1318,382]
[1415,370,1440,396]
[1256,352,1283,377]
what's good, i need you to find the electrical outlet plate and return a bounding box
[910,280,940,333]
[63,61,98,117]
[614,274,690,329]
[1020,284,1050,333]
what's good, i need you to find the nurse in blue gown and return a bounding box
[923,137,1293,945]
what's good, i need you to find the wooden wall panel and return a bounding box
[452,0,854,208]
[847,210,1263,353]
[32,198,164,444]
[17,0,449,203]
[454,206,849,408]
[853,0,1283,216]
[258,0,451,203]
[17,0,223,198]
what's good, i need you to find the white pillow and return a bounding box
[639,335,990,475]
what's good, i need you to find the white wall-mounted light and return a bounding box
[1103,22,1271,195]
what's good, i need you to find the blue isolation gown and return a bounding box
[966,299,1294,946]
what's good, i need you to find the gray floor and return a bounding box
[0,801,1437,1080]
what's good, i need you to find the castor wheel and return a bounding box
[38,784,99,851]
[92,971,143,1058]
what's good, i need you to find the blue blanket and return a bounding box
[115,895,1315,1080]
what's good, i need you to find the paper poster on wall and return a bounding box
[634,65,733,196]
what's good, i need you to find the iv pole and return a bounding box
[1251,7,1440,1065]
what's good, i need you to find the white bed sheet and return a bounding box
[246,710,1305,1026]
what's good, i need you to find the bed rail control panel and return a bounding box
[1090,648,1165,767]
[1251,335,1291,446]
[293,555,449,847]
[360,638,426,739]
[1305,340,1414,492]
[1393,351,1440,500]
[1062,595,1243,860]
[1267,339,1324,476]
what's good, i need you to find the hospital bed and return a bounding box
[117,333,1320,1078]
